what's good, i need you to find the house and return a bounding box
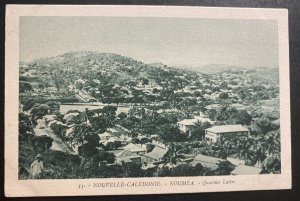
[177,117,213,134]
[143,146,168,163]
[123,143,146,155]
[227,157,245,166]
[204,104,222,111]
[191,154,225,170]
[177,119,198,134]
[230,165,262,175]
[194,116,214,124]
[115,150,142,165]
[205,124,250,143]
[203,104,223,117]
[98,132,113,143]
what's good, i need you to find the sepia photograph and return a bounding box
[5,5,291,197]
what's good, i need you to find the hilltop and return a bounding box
[22,51,278,87]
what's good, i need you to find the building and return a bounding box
[191,154,225,170]
[205,124,250,143]
[177,119,198,134]
[177,117,213,134]
[143,146,168,163]
[203,104,223,117]
[204,104,222,111]
[115,150,142,165]
[98,132,113,143]
[230,165,262,175]
[123,143,146,155]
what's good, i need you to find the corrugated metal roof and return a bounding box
[205,104,222,110]
[193,154,224,164]
[205,124,249,134]
[177,119,198,126]
[123,143,146,153]
[144,146,168,161]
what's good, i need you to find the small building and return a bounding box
[98,132,113,143]
[227,157,245,166]
[191,154,225,170]
[177,118,198,134]
[230,165,262,175]
[115,150,142,165]
[143,146,168,163]
[205,124,250,143]
[204,104,222,111]
[177,117,213,134]
[123,143,146,155]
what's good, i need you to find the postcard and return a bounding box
[5,5,291,197]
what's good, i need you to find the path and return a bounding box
[34,119,76,155]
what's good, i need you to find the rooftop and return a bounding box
[144,146,168,161]
[177,118,198,126]
[205,104,222,110]
[193,154,225,164]
[205,124,249,134]
[123,143,146,153]
[115,150,133,158]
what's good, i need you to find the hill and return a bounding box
[23,51,191,88]
[174,64,246,74]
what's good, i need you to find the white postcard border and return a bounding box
[5,5,291,197]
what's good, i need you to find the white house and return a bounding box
[177,117,213,134]
[123,143,146,155]
[205,124,250,143]
[177,119,198,134]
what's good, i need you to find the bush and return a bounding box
[30,135,53,152]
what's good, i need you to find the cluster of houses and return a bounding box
[94,116,262,175]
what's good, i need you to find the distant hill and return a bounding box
[174,64,279,82]
[23,51,279,85]
[177,64,245,74]
[23,51,193,87]
[246,67,279,83]
[147,62,167,68]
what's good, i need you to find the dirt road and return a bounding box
[34,119,76,155]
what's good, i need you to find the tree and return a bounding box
[31,104,50,120]
[190,121,212,140]
[45,101,60,114]
[233,110,252,125]
[173,164,195,176]
[158,124,181,143]
[19,81,33,94]
[30,135,54,152]
[219,92,228,99]
[254,116,276,134]
[78,132,100,157]
[214,161,234,175]
[19,113,34,139]
[122,162,143,177]
[117,112,127,120]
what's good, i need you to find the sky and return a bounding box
[20,17,278,68]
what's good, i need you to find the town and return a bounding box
[18,51,281,179]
